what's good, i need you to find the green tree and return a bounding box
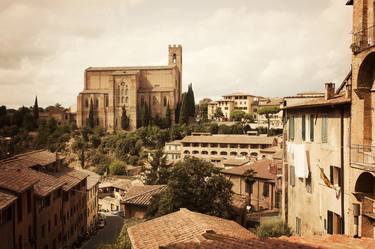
[257,106,280,133]
[88,98,95,129]
[244,169,256,208]
[145,149,169,185]
[139,102,151,127]
[33,96,39,122]
[121,106,130,130]
[165,103,172,128]
[146,157,234,219]
[109,160,127,175]
[72,136,87,168]
[186,83,195,118]
[244,113,255,123]
[230,110,246,121]
[178,93,188,124]
[213,107,224,119]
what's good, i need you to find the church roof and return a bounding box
[86,65,175,72]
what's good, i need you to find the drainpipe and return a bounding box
[340,107,345,234]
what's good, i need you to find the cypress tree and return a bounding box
[165,102,172,128]
[33,96,39,121]
[179,93,188,124]
[88,98,95,129]
[186,83,196,118]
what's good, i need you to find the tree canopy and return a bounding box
[145,148,170,185]
[146,157,234,219]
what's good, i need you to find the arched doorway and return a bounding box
[354,172,375,238]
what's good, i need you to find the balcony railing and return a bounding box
[352,25,375,53]
[351,144,375,171]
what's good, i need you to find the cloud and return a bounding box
[0,0,352,108]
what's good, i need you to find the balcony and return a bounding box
[352,26,375,54]
[351,144,375,172]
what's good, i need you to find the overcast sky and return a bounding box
[0,0,352,108]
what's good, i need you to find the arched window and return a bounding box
[230,152,237,156]
[173,53,176,63]
[220,151,228,156]
[192,151,199,155]
[210,151,218,155]
[121,97,124,103]
[125,97,128,104]
[201,151,208,155]
[163,97,168,107]
[250,152,258,157]
[240,152,248,156]
[184,150,190,155]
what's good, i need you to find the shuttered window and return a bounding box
[321,114,328,143]
[290,165,295,187]
[289,116,295,141]
[302,115,306,141]
[310,114,315,142]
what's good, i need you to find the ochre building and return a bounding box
[77,45,182,132]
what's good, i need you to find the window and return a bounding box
[105,95,109,107]
[290,165,295,187]
[310,114,314,141]
[173,53,176,63]
[327,211,342,234]
[163,97,167,107]
[321,114,328,143]
[263,183,269,197]
[296,217,301,236]
[289,116,295,141]
[305,172,312,193]
[330,166,341,187]
[302,115,306,141]
[42,224,45,238]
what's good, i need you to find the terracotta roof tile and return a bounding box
[0,191,17,210]
[284,95,351,110]
[0,166,39,193]
[76,169,100,190]
[124,185,166,206]
[47,167,88,191]
[17,150,57,166]
[221,159,276,180]
[127,208,255,249]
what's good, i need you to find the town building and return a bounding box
[77,169,100,233]
[39,105,75,126]
[98,178,143,215]
[207,93,258,120]
[165,133,278,166]
[0,150,90,249]
[283,83,351,236]
[122,185,166,219]
[281,0,375,239]
[76,45,182,131]
[221,159,277,214]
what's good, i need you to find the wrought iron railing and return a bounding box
[351,144,375,171]
[352,26,375,53]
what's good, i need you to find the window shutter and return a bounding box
[322,115,328,143]
[310,115,314,141]
[302,115,306,141]
[290,165,295,187]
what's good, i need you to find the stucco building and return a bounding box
[207,93,258,120]
[164,133,279,166]
[76,45,182,131]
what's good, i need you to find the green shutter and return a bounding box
[302,115,306,141]
[310,115,314,141]
[289,116,295,141]
[321,115,328,143]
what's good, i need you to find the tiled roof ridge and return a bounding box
[124,185,166,202]
[0,149,48,164]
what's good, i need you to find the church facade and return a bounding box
[76,45,182,132]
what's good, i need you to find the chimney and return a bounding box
[324,83,335,100]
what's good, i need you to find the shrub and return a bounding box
[127,155,139,166]
[109,160,127,175]
[255,218,292,238]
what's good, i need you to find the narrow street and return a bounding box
[81,214,124,249]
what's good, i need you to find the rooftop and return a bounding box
[222,92,255,97]
[127,208,255,249]
[124,185,166,206]
[180,135,276,145]
[86,65,175,72]
[0,191,17,210]
[221,159,276,180]
[222,159,250,167]
[99,178,144,191]
[48,167,88,191]
[17,150,58,166]
[284,95,351,110]
[0,166,39,193]
[76,168,100,190]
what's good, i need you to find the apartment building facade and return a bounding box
[0,150,90,249]
[164,134,278,166]
[207,93,258,120]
